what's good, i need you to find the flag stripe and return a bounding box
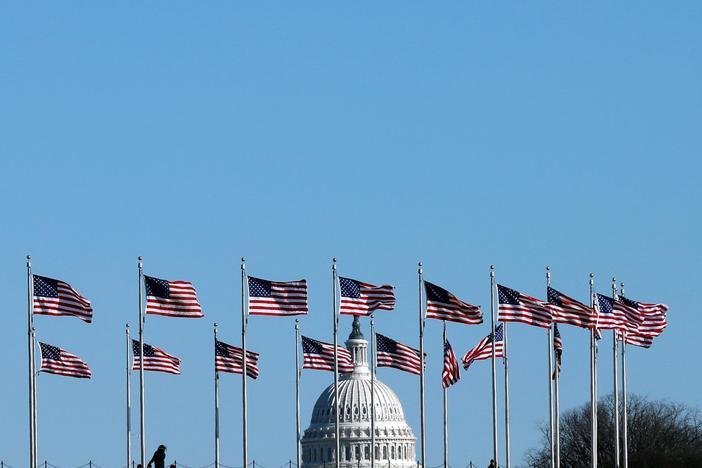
[33,275,93,323]
[39,342,91,379]
[375,333,422,375]
[145,275,203,318]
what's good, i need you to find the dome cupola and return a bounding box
[301,317,417,468]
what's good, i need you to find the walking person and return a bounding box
[147,444,167,468]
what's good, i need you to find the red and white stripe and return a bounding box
[442,341,460,388]
[133,341,181,375]
[216,341,260,379]
[302,337,354,373]
[461,333,504,369]
[249,279,308,316]
[33,277,93,323]
[146,280,203,318]
[375,333,422,375]
[339,281,396,316]
[39,344,92,379]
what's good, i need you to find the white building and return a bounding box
[301,317,417,468]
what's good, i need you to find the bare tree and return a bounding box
[524,394,702,468]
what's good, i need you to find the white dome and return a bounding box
[301,317,416,468]
[309,378,409,426]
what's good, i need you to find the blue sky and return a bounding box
[1,2,700,467]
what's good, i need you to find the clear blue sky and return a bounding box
[1,2,700,467]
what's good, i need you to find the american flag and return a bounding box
[425,281,482,325]
[301,336,353,373]
[547,286,596,329]
[132,340,181,375]
[375,333,422,375]
[39,342,91,379]
[552,325,563,380]
[461,324,505,370]
[595,294,642,333]
[144,275,203,318]
[442,340,460,388]
[339,277,396,316]
[619,330,654,348]
[497,284,552,328]
[618,295,668,337]
[248,276,308,316]
[33,275,93,323]
[615,295,668,348]
[215,340,260,379]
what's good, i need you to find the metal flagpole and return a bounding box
[332,258,340,468]
[126,323,132,468]
[504,322,511,468]
[442,321,448,468]
[295,320,302,468]
[589,273,597,468]
[611,278,620,468]
[27,255,37,468]
[242,258,249,468]
[620,282,628,468]
[215,323,220,468]
[554,332,561,468]
[138,256,146,468]
[546,267,555,468]
[490,265,499,468]
[33,326,38,465]
[418,262,426,468]
[370,316,376,468]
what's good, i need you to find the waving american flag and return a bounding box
[498,284,552,328]
[462,324,504,370]
[339,276,395,316]
[248,276,308,316]
[442,340,460,388]
[301,336,353,373]
[425,281,482,325]
[132,340,181,375]
[33,274,93,323]
[375,333,422,375]
[145,275,203,318]
[215,340,260,379]
[39,342,91,379]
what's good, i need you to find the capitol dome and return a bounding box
[301,317,417,468]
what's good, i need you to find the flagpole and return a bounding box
[553,326,561,468]
[442,320,448,468]
[418,262,426,468]
[295,319,302,468]
[589,273,597,468]
[27,255,37,468]
[126,323,132,468]
[504,321,511,468]
[241,258,249,468]
[546,267,555,468]
[138,256,146,468]
[620,282,628,468]
[370,316,376,468]
[332,258,340,468]
[33,326,38,465]
[214,323,220,468]
[490,265,499,468]
[611,278,620,468]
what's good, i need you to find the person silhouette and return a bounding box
[487,460,496,468]
[147,444,167,468]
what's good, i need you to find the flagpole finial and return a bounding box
[26,254,31,261]
[546,265,551,272]
[490,264,495,277]
[138,256,142,261]
[620,282,625,294]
